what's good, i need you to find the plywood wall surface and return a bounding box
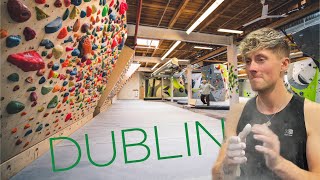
[1,0,128,163]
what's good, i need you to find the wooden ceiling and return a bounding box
[125,0,319,69]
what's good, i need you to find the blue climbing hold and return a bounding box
[24,129,33,137]
[71,0,82,6]
[36,124,43,132]
[45,17,62,34]
[63,81,68,86]
[60,59,65,63]
[92,44,98,50]
[64,36,73,43]
[80,10,86,18]
[109,12,116,21]
[71,49,80,56]
[52,63,59,71]
[39,77,46,84]
[39,39,54,49]
[6,35,21,48]
[63,8,70,21]
[64,92,69,97]
[70,70,77,76]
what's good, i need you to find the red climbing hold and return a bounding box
[23,27,36,41]
[65,113,72,122]
[7,0,31,23]
[35,0,46,4]
[57,27,68,39]
[119,2,128,15]
[7,51,45,72]
[1,29,8,39]
[111,39,117,49]
[54,0,62,7]
[64,0,71,7]
[86,6,92,17]
[109,0,114,7]
[24,124,31,129]
[12,128,17,134]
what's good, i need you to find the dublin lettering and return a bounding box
[49,120,225,172]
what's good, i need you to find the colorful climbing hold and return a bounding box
[13,85,20,91]
[52,45,63,59]
[16,139,22,145]
[35,0,46,4]
[7,51,45,72]
[7,73,19,82]
[63,8,70,21]
[6,35,21,48]
[6,101,25,114]
[64,0,71,7]
[73,19,80,32]
[24,129,32,137]
[70,6,80,19]
[47,95,58,108]
[65,113,72,121]
[36,124,43,132]
[57,27,68,39]
[27,87,36,92]
[86,6,92,17]
[7,0,31,23]
[37,69,46,76]
[119,2,128,15]
[102,6,108,17]
[81,23,90,33]
[41,86,53,95]
[54,0,62,7]
[35,6,50,20]
[0,29,8,39]
[23,27,36,41]
[80,10,86,18]
[71,0,82,6]
[25,77,33,83]
[45,17,62,34]
[40,39,54,49]
[12,128,18,134]
[71,49,80,56]
[30,92,38,102]
[52,63,60,71]
[39,76,46,84]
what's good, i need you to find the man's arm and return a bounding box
[272,100,320,180]
[212,103,245,179]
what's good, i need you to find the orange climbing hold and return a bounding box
[0,29,8,38]
[73,19,80,32]
[23,142,30,148]
[82,37,92,55]
[12,128,17,134]
[21,111,27,116]
[24,124,31,129]
[57,27,68,39]
[52,85,61,93]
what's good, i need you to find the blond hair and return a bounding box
[239,28,290,59]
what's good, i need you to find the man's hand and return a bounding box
[223,124,251,173]
[252,124,284,171]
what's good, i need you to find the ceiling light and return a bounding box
[217,28,243,34]
[161,41,181,60]
[151,63,160,70]
[186,0,224,34]
[194,46,213,50]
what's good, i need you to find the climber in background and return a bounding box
[199,80,215,106]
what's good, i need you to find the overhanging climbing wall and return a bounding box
[1,0,128,165]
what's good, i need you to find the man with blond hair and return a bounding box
[212,28,320,179]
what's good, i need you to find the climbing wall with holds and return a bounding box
[201,64,228,101]
[286,58,320,103]
[1,0,128,165]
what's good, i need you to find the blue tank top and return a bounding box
[236,95,308,180]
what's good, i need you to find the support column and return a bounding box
[171,76,173,102]
[161,77,164,100]
[187,64,192,105]
[227,44,239,105]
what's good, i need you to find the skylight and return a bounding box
[136,38,159,48]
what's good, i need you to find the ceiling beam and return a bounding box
[191,46,227,64]
[127,25,232,46]
[267,1,319,29]
[138,67,153,72]
[198,0,239,32]
[168,0,190,28]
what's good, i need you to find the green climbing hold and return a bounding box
[27,87,36,92]
[102,6,108,17]
[7,73,19,82]
[6,101,25,114]
[35,6,49,20]
[47,95,58,108]
[41,86,53,95]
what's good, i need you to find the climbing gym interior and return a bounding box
[1,0,319,180]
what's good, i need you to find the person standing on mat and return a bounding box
[199,80,215,106]
[212,28,320,180]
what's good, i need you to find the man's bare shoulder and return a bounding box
[304,99,320,135]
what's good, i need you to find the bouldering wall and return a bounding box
[286,58,320,102]
[145,77,188,98]
[201,64,228,101]
[0,0,128,177]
